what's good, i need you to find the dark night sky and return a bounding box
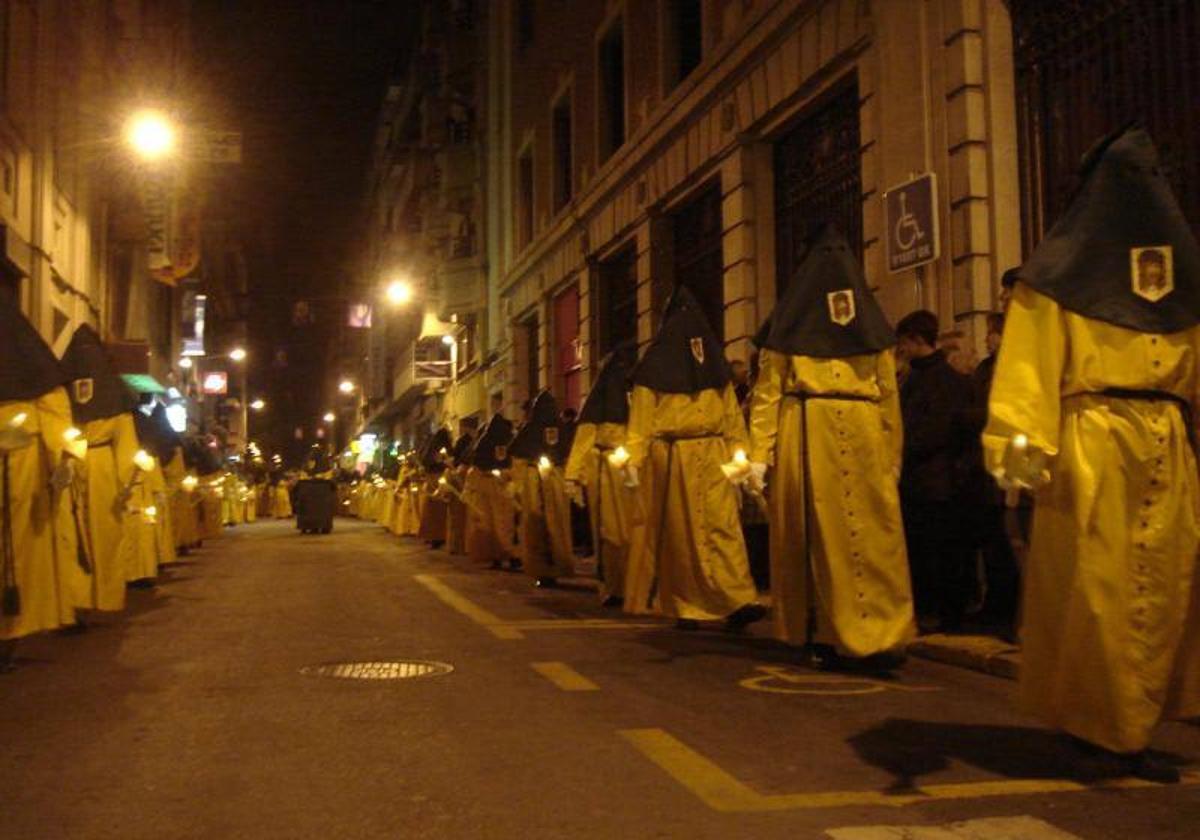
[190,1,415,455]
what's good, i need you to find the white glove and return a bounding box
[748,462,767,493]
[623,464,640,489]
[992,435,1050,491]
[565,479,585,506]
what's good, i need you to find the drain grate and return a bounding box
[300,660,454,680]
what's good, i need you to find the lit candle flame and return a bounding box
[133,449,155,472]
[63,427,82,442]
[491,469,502,478]
[537,455,552,471]
[9,412,28,428]
[608,446,630,468]
[1012,434,1028,451]
[733,448,748,465]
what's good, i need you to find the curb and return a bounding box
[908,633,1021,680]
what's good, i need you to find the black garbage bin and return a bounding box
[294,479,336,534]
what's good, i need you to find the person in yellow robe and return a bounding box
[440,429,475,555]
[565,348,640,605]
[0,299,88,661]
[418,427,453,547]
[271,477,293,518]
[132,402,180,572]
[62,324,139,611]
[510,391,575,587]
[985,126,1200,784]
[748,225,914,668]
[622,286,765,631]
[463,395,517,568]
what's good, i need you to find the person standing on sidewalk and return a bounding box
[463,393,516,568]
[621,286,764,632]
[509,390,574,588]
[984,125,1200,783]
[895,310,975,633]
[749,225,914,669]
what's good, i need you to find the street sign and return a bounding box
[187,130,242,164]
[884,173,940,273]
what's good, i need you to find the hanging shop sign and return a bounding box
[202,371,228,395]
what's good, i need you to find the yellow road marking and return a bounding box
[740,665,943,696]
[414,574,525,639]
[414,574,661,639]
[530,661,600,691]
[619,728,1198,813]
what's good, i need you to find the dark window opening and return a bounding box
[598,19,626,164]
[672,182,725,341]
[517,0,535,51]
[665,0,703,89]
[516,147,534,252]
[552,94,573,213]
[596,244,638,358]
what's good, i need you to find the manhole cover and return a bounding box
[300,660,453,680]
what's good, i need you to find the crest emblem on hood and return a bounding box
[1131,246,1174,303]
[493,445,507,461]
[826,290,857,326]
[689,337,705,365]
[73,378,94,405]
[543,427,559,446]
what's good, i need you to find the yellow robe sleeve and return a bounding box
[983,283,1068,475]
[720,384,749,457]
[748,349,784,466]
[625,385,656,469]
[564,421,595,483]
[876,350,904,476]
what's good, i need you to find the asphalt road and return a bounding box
[1,517,1197,839]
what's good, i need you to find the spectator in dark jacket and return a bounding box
[896,310,975,632]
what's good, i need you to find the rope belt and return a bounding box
[653,432,723,443]
[1065,388,1196,450]
[784,391,879,403]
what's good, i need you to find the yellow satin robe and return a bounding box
[120,460,172,581]
[80,413,139,611]
[164,452,196,551]
[749,348,915,656]
[0,389,88,639]
[564,421,642,601]
[985,283,1200,753]
[444,468,469,555]
[271,483,293,518]
[623,385,759,620]
[512,457,574,580]
[463,468,515,565]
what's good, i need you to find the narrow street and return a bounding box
[2,519,1196,840]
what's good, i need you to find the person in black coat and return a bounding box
[896,310,975,632]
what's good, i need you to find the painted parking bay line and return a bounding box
[531,661,600,691]
[414,574,659,639]
[619,728,1198,814]
[826,815,1083,839]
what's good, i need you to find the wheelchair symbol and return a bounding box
[894,191,925,252]
[739,665,942,696]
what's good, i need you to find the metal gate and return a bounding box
[773,75,862,294]
[1012,0,1200,250]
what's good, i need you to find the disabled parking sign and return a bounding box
[884,173,940,273]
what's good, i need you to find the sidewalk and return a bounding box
[909,632,1021,680]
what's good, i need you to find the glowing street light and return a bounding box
[178,357,193,369]
[125,109,177,162]
[229,347,247,363]
[338,379,356,394]
[385,279,414,306]
[323,412,336,424]
[250,399,266,411]
[441,334,455,347]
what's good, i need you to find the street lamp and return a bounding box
[229,347,247,362]
[228,347,248,451]
[385,279,414,306]
[250,399,266,411]
[323,412,336,424]
[338,379,356,394]
[125,109,177,162]
[178,357,193,369]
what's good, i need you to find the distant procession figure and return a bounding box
[417,427,453,547]
[509,391,574,587]
[622,286,765,630]
[271,478,293,518]
[984,126,1200,784]
[443,429,475,555]
[749,225,915,667]
[564,347,641,606]
[463,394,517,568]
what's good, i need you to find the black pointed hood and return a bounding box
[420,427,453,470]
[451,431,474,463]
[1017,125,1200,333]
[632,285,729,394]
[509,390,565,463]
[578,346,632,425]
[0,291,68,402]
[468,411,514,469]
[134,402,181,462]
[762,225,894,358]
[60,324,135,423]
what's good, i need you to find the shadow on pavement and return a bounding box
[846,717,1189,793]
